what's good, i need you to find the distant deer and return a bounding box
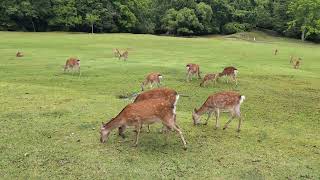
[116,49,128,61]
[113,49,120,57]
[141,72,163,91]
[274,49,278,55]
[218,66,238,84]
[16,51,23,57]
[100,98,187,149]
[186,63,201,82]
[64,57,81,76]
[200,73,218,87]
[192,91,245,132]
[290,56,301,69]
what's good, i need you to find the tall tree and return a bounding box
[85,13,100,34]
[287,0,320,41]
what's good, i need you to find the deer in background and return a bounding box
[192,91,245,132]
[141,72,163,91]
[290,56,301,69]
[16,51,24,57]
[116,49,128,61]
[186,63,201,82]
[64,57,81,76]
[274,49,278,55]
[200,73,218,87]
[218,66,238,85]
[100,98,187,150]
[113,48,120,57]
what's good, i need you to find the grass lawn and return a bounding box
[0,31,319,179]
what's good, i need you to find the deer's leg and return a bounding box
[172,124,187,150]
[118,125,126,138]
[198,71,201,79]
[233,75,237,85]
[223,114,235,130]
[78,67,81,77]
[215,109,220,129]
[133,124,141,147]
[186,72,190,82]
[147,124,150,133]
[235,106,242,132]
[204,111,213,125]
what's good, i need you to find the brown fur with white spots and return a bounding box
[218,66,238,84]
[200,73,218,87]
[192,91,245,132]
[141,72,163,91]
[64,57,81,75]
[186,63,201,82]
[100,98,187,149]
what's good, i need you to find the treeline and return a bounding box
[1,0,320,42]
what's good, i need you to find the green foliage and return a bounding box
[222,22,250,34]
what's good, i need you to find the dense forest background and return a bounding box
[1,0,319,42]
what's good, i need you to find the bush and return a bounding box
[222,22,251,34]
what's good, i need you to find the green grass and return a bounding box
[0,31,319,179]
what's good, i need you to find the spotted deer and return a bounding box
[141,72,163,91]
[186,63,201,82]
[113,48,120,57]
[218,66,238,84]
[192,91,245,132]
[64,57,81,76]
[100,98,187,149]
[200,73,218,87]
[290,56,301,69]
[16,51,23,57]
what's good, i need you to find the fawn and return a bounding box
[186,63,201,82]
[200,73,218,87]
[141,72,163,91]
[218,66,238,84]
[64,57,81,76]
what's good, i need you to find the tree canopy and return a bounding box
[0,0,319,42]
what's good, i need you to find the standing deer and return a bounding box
[64,57,81,76]
[218,66,238,85]
[290,56,301,69]
[200,73,218,87]
[116,49,128,61]
[100,98,187,149]
[274,49,278,55]
[186,63,201,82]
[16,51,24,57]
[141,72,163,91]
[192,91,245,132]
[113,48,120,57]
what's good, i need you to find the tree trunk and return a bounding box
[301,27,306,41]
[31,19,36,32]
[91,24,94,34]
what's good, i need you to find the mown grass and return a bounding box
[0,31,319,179]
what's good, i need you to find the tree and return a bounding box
[287,0,320,41]
[85,14,100,34]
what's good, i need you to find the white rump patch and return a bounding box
[173,94,180,114]
[158,75,163,79]
[240,95,245,104]
[186,67,190,70]
[234,70,238,76]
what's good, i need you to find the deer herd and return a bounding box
[14,47,303,150]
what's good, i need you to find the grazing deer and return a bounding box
[64,57,81,76]
[141,72,163,91]
[218,66,238,85]
[100,98,187,149]
[186,63,201,82]
[290,56,301,69]
[113,48,120,57]
[274,49,278,55]
[200,73,218,87]
[116,49,128,61]
[192,91,245,132]
[16,51,23,57]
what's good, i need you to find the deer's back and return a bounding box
[205,91,241,109]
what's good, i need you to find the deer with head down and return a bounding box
[113,48,120,57]
[186,63,201,82]
[218,66,238,85]
[64,57,81,76]
[200,73,218,87]
[100,98,187,149]
[141,72,163,91]
[192,91,245,132]
[116,49,128,61]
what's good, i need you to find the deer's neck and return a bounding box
[105,117,123,130]
[196,104,209,116]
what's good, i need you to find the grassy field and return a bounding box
[0,31,319,179]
